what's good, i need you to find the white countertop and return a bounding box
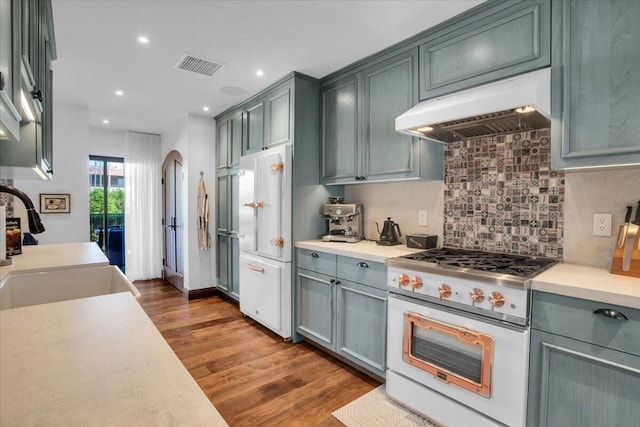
[0,242,109,280]
[532,263,640,309]
[295,239,425,263]
[0,292,228,426]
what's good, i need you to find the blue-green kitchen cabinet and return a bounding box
[551,0,640,169]
[216,110,243,171]
[243,82,293,155]
[418,0,550,100]
[320,49,442,185]
[215,168,240,300]
[527,291,640,426]
[295,249,387,378]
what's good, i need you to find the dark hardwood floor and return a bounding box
[135,279,380,426]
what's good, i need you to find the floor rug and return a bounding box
[332,385,440,427]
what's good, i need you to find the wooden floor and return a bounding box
[136,279,380,427]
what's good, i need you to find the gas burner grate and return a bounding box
[401,248,558,278]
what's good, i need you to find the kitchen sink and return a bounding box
[0,265,141,310]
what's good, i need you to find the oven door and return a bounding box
[387,294,529,427]
[403,311,494,397]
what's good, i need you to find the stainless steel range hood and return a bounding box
[396,68,551,143]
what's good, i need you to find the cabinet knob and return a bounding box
[357,262,368,268]
[310,252,319,258]
[31,88,43,102]
[330,279,335,284]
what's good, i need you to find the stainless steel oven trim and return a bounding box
[388,293,528,332]
[403,311,495,398]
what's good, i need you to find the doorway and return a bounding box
[89,155,125,271]
[162,151,184,290]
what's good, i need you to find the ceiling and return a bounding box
[51,0,484,136]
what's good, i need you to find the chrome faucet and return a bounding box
[0,185,46,234]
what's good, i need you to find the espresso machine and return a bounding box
[322,202,364,243]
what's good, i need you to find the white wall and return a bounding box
[89,127,126,158]
[12,102,91,244]
[345,180,444,244]
[161,114,216,291]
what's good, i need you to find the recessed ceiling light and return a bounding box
[115,90,124,96]
[137,35,149,44]
[103,119,109,124]
[203,106,210,112]
[256,69,264,77]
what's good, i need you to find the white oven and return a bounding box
[387,293,530,427]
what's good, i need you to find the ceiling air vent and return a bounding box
[174,53,223,77]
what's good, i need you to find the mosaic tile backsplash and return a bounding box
[443,129,564,258]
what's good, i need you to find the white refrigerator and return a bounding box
[238,144,293,339]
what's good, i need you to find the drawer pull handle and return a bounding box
[310,252,319,258]
[247,264,265,273]
[357,262,369,268]
[594,308,628,321]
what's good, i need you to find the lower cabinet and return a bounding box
[527,291,640,426]
[295,249,387,377]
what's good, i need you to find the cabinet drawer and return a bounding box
[532,291,640,356]
[296,249,336,276]
[337,256,386,289]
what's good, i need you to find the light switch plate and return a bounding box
[592,213,612,236]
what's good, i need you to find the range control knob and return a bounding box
[411,276,423,290]
[398,274,410,287]
[490,292,505,308]
[438,284,452,300]
[470,288,485,303]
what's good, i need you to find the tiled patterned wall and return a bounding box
[0,178,15,217]
[443,129,564,258]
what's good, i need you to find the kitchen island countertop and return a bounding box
[532,263,640,309]
[0,292,227,426]
[295,239,425,263]
[0,242,109,280]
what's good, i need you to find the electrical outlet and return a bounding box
[418,210,428,226]
[592,213,612,237]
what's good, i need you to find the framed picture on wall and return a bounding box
[40,194,71,214]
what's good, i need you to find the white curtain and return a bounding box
[124,131,163,281]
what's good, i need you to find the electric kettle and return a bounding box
[375,217,401,246]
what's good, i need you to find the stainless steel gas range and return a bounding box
[385,248,558,427]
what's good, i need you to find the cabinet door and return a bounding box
[551,0,640,169]
[216,233,229,293]
[229,111,243,168]
[229,169,240,235]
[266,84,292,148]
[320,75,360,184]
[337,280,387,377]
[215,172,228,233]
[528,329,640,427]
[296,269,335,349]
[245,99,265,154]
[363,49,420,181]
[229,236,240,300]
[0,0,22,141]
[216,119,229,170]
[419,0,550,100]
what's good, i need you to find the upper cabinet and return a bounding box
[243,82,293,155]
[0,0,23,141]
[419,0,550,100]
[0,0,56,180]
[320,49,443,185]
[551,0,640,169]
[216,110,242,171]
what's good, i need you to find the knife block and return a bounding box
[610,224,640,278]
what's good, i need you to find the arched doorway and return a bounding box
[162,150,184,290]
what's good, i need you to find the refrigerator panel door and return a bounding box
[239,254,282,332]
[257,151,283,259]
[238,157,257,253]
